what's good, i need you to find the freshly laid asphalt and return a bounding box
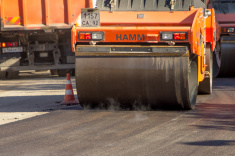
[0,71,235,156]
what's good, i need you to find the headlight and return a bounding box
[78,32,104,41]
[161,32,187,41]
[227,28,234,33]
[162,33,173,40]
[92,33,103,40]
[222,27,235,33]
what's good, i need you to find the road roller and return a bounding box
[208,0,235,77]
[71,0,217,110]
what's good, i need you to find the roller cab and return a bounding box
[72,0,216,110]
[208,0,235,77]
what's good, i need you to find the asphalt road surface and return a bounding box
[0,71,235,156]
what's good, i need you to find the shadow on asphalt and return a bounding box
[181,140,235,146]
[213,78,235,91]
[0,71,78,112]
[0,94,188,114]
[185,77,235,132]
[188,103,235,132]
[0,95,82,112]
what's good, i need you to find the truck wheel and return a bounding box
[57,69,73,77]
[7,71,20,79]
[50,70,58,76]
[72,69,75,76]
[0,71,7,79]
[198,45,213,94]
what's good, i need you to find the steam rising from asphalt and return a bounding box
[130,112,149,123]
[82,98,151,111]
[132,99,151,111]
[81,98,149,123]
[82,98,121,111]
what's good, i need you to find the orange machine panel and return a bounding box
[99,10,198,27]
[205,9,217,51]
[0,0,92,30]
[73,7,206,82]
[75,26,191,43]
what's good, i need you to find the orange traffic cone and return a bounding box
[60,73,79,105]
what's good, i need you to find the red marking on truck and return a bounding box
[5,17,21,25]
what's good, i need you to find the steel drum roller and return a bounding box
[214,36,235,77]
[75,46,198,109]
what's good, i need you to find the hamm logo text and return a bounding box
[116,34,145,41]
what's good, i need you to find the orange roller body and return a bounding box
[72,0,216,110]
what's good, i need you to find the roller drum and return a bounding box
[214,36,235,77]
[75,50,198,109]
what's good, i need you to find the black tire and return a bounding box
[198,45,213,94]
[6,71,19,79]
[57,69,73,77]
[0,71,7,79]
[72,69,75,76]
[50,69,58,76]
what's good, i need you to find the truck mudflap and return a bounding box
[75,45,198,110]
[214,36,235,77]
